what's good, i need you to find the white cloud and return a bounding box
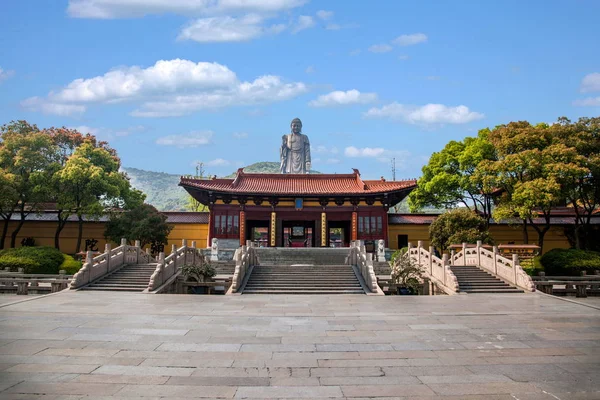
[349,49,361,56]
[313,145,338,154]
[305,66,316,74]
[325,23,340,30]
[156,131,213,147]
[580,73,600,93]
[309,90,378,107]
[205,158,231,167]
[392,33,428,46]
[67,125,146,139]
[21,97,86,116]
[292,15,314,33]
[573,97,600,107]
[68,0,308,18]
[316,10,333,20]
[368,44,393,53]
[326,158,340,164]
[0,67,15,83]
[398,55,410,61]
[132,75,307,117]
[22,59,308,117]
[233,132,248,139]
[345,147,385,158]
[178,14,271,42]
[364,103,484,125]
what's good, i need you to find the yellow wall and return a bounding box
[388,223,570,254]
[2,220,208,254]
[388,225,431,249]
[2,219,570,255]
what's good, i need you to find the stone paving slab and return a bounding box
[0,291,599,399]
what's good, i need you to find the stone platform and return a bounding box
[0,291,599,399]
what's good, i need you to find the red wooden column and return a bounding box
[239,210,246,247]
[351,211,358,241]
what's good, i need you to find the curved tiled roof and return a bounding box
[180,170,416,196]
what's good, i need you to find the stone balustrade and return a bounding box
[408,241,459,295]
[229,241,258,294]
[450,241,535,292]
[147,239,204,292]
[70,238,156,290]
[347,240,384,295]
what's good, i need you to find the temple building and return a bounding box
[180,168,416,249]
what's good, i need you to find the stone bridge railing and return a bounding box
[147,239,204,293]
[70,238,156,290]
[408,241,460,295]
[347,240,385,295]
[229,241,258,294]
[451,241,535,292]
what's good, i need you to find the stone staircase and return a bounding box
[80,263,156,292]
[450,265,524,293]
[242,248,365,294]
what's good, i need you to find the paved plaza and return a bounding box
[0,291,599,399]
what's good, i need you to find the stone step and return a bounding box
[243,289,365,294]
[246,283,362,288]
[461,288,524,293]
[89,283,148,288]
[81,286,145,292]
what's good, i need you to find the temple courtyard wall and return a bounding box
[0,291,598,399]
[2,218,570,254]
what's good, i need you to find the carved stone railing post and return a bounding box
[462,242,467,262]
[135,240,141,264]
[104,244,111,275]
[493,246,498,276]
[450,250,455,266]
[417,241,423,265]
[428,246,434,276]
[182,239,188,264]
[513,254,519,284]
[442,254,449,286]
[476,240,482,266]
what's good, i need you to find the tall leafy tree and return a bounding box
[429,208,493,252]
[552,117,600,250]
[409,130,496,224]
[105,204,173,248]
[480,121,586,253]
[53,140,144,252]
[0,121,59,248]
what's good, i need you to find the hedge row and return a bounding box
[0,246,81,274]
[539,248,600,276]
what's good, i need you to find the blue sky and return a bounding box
[1,0,599,180]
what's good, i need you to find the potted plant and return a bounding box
[181,258,216,294]
[390,248,423,295]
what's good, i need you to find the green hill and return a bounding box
[124,162,321,211]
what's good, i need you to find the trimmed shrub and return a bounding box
[0,255,40,272]
[540,249,600,276]
[60,255,82,275]
[0,246,65,274]
[520,256,544,276]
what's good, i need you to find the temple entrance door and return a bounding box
[246,220,269,247]
[282,220,315,247]
[328,220,351,247]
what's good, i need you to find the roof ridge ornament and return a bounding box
[232,168,244,187]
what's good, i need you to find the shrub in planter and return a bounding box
[0,246,65,274]
[540,248,600,276]
[60,255,82,275]
[181,259,216,282]
[390,248,424,294]
[520,256,544,276]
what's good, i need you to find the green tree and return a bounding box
[479,121,587,253]
[0,121,59,248]
[552,117,600,250]
[409,130,496,224]
[429,208,493,252]
[104,204,173,248]
[53,140,144,252]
